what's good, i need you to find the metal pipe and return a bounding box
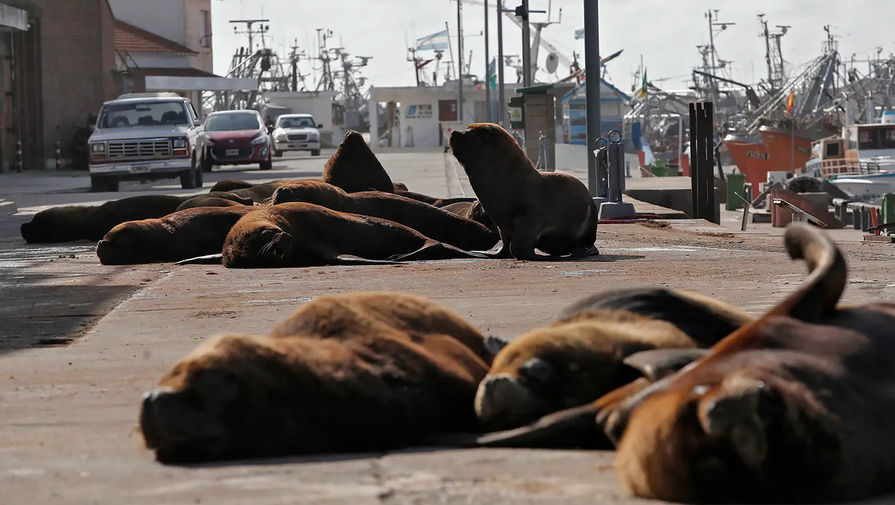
[583,0,600,196]
[457,0,464,121]
[497,0,506,126]
[484,0,491,123]
[521,0,531,87]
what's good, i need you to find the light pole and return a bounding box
[520,0,532,87]
[457,0,464,122]
[497,0,506,126]
[584,0,600,196]
[484,0,491,122]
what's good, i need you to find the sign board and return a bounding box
[405,104,433,119]
[508,106,523,128]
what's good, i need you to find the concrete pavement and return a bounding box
[2,150,895,504]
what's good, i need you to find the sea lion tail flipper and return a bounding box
[391,241,487,261]
[471,241,512,259]
[476,403,605,448]
[622,348,709,382]
[175,253,223,265]
[483,335,510,357]
[332,255,399,266]
[774,222,847,322]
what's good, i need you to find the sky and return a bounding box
[210,0,895,94]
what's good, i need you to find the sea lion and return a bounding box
[598,223,895,503]
[96,206,255,265]
[20,195,190,243]
[323,130,395,193]
[208,179,254,193]
[450,123,598,259]
[174,192,254,211]
[473,288,753,446]
[139,292,491,462]
[222,202,486,268]
[270,181,498,251]
[439,200,499,235]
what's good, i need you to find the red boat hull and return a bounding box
[725,127,815,192]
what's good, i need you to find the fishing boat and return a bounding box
[803,120,895,202]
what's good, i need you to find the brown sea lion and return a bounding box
[20,195,190,243]
[595,223,895,503]
[222,202,486,268]
[139,292,491,462]
[96,206,255,265]
[323,130,395,193]
[174,192,254,211]
[439,200,499,235]
[270,181,498,251]
[450,123,598,259]
[473,288,753,446]
[208,179,255,193]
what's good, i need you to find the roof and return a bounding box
[103,96,189,106]
[560,78,631,102]
[114,20,197,55]
[137,67,219,78]
[207,110,261,116]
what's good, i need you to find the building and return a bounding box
[0,1,119,171]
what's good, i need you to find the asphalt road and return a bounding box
[1,150,894,504]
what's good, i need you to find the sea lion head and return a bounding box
[96,220,163,265]
[140,334,302,463]
[323,130,394,193]
[449,123,525,170]
[21,207,84,243]
[475,314,660,431]
[222,220,293,268]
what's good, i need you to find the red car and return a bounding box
[199,110,273,172]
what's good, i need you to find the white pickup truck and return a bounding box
[87,93,204,192]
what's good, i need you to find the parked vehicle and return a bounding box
[87,93,204,192]
[198,110,273,172]
[271,114,322,157]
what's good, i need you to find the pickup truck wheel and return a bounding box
[91,176,118,192]
[180,169,199,189]
[311,149,321,156]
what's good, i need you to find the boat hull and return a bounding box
[724,126,816,192]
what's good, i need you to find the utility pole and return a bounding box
[484,0,491,122]
[584,0,600,196]
[457,0,464,121]
[497,0,506,126]
[519,0,532,87]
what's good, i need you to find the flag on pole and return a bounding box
[416,29,449,51]
[786,88,795,115]
[638,69,648,98]
[487,57,497,90]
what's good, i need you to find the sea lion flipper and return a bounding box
[175,253,224,265]
[483,335,510,356]
[392,242,487,261]
[622,348,709,382]
[476,402,604,448]
[332,255,399,266]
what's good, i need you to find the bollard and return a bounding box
[598,129,635,219]
[592,137,609,206]
[15,139,22,172]
[55,141,61,170]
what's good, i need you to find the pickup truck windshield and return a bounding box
[99,101,189,128]
[206,113,261,131]
[278,117,316,128]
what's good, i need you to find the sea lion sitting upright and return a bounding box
[450,123,598,259]
[323,130,395,193]
[222,202,485,268]
[139,292,492,462]
[96,206,255,265]
[20,195,190,243]
[596,223,895,503]
[473,287,753,447]
[270,181,498,251]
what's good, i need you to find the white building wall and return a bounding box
[108,0,186,45]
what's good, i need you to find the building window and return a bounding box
[200,10,211,48]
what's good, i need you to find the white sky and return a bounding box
[211,0,895,94]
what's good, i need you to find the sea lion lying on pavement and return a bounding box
[96,206,255,265]
[473,288,752,447]
[440,200,498,235]
[21,195,190,243]
[270,181,498,251]
[140,292,492,462]
[174,192,254,211]
[222,202,486,268]
[450,123,598,259]
[595,223,895,503]
[209,177,409,203]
